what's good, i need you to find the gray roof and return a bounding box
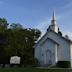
[34,29,72,47]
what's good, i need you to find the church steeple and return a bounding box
[48,9,59,33]
[51,9,57,25]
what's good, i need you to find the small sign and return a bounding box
[10,56,21,64]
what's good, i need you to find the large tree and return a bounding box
[0,18,41,65]
[5,28,41,65]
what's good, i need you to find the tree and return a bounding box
[0,31,8,65]
[0,18,8,31]
[0,18,41,66]
[10,23,23,30]
[5,28,41,65]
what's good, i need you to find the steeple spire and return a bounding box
[51,9,57,25]
[52,9,56,21]
[47,9,59,33]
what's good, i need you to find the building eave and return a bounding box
[34,29,72,48]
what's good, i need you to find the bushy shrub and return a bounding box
[28,58,40,67]
[56,61,71,68]
[21,58,40,67]
[34,58,40,66]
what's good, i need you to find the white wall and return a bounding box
[39,38,56,65]
[35,38,58,66]
[70,44,72,67]
[47,32,70,61]
[35,31,70,66]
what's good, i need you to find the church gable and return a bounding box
[47,30,70,44]
[38,37,58,65]
[40,37,59,47]
[35,30,71,48]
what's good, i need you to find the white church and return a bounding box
[34,10,72,67]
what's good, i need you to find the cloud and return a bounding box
[34,14,72,41]
[62,31,72,40]
[55,1,72,40]
[34,18,50,37]
[32,18,50,41]
[33,1,72,40]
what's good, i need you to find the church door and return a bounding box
[45,50,52,66]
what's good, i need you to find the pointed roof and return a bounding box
[51,9,57,25]
[34,29,72,48]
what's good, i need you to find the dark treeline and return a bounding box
[0,18,41,66]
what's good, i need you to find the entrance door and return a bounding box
[45,50,52,66]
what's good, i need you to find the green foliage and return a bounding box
[0,18,8,31]
[10,23,23,30]
[0,18,41,65]
[56,61,71,68]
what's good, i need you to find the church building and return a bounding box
[34,10,72,67]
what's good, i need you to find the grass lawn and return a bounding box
[0,67,72,72]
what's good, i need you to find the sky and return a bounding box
[0,0,72,39]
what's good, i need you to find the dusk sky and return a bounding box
[0,0,72,39]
